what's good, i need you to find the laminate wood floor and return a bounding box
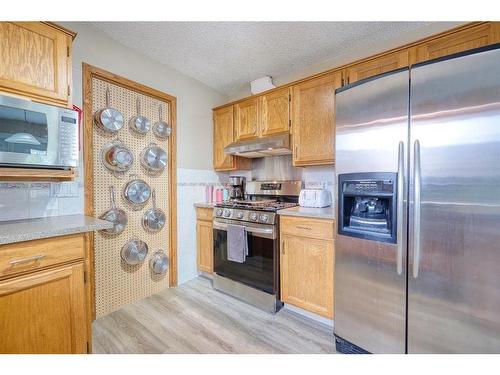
[92,277,336,354]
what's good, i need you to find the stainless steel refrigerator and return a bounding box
[334,45,500,354]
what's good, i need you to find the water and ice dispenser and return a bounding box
[338,173,398,244]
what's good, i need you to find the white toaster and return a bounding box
[299,189,332,208]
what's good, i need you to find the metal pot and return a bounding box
[123,174,151,208]
[149,250,169,274]
[140,143,167,172]
[121,238,148,265]
[153,104,172,139]
[100,139,134,174]
[94,87,124,133]
[129,98,151,134]
[142,190,166,232]
[99,186,128,235]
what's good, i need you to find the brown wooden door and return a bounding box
[344,50,409,85]
[0,22,70,106]
[280,234,334,318]
[0,263,87,354]
[291,72,340,166]
[197,220,213,273]
[261,87,290,136]
[234,97,260,140]
[410,22,500,65]
[213,106,235,171]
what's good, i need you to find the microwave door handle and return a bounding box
[396,141,404,276]
[412,140,422,278]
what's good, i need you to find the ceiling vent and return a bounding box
[250,76,275,95]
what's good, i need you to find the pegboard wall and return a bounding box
[91,77,171,318]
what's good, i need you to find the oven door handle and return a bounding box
[213,221,275,237]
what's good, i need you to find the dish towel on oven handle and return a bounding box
[227,224,248,263]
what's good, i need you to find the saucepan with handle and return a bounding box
[149,250,169,274]
[129,97,151,134]
[94,87,124,133]
[140,143,167,173]
[100,186,128,235]
[142,189,166,232]
[100,138,134,177]
[153,104,172,139]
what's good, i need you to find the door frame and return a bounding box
[82,63,177,320]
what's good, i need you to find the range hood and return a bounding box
[224,134,292,158]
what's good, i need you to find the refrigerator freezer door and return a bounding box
[408,46,500,353]
[334,70,409,353]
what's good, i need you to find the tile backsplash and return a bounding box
[0,181,84,222]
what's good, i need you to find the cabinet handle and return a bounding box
[297,226,312,230]
[9,254,45,266]
[294,145,298,157]
[282,240,285,255]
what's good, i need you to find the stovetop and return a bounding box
[214,200,298,225]
[215,199,298,212]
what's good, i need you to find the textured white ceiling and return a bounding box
[89,22,462,97]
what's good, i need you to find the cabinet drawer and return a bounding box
[0,234,84,279]
[280,216,334,240]
[196,207,213,221]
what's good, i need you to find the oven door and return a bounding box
[213,219,278,295]
[0,94,66,168]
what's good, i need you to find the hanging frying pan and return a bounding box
[140,143,167,173]
[149,250,169,274]
[142,190,166,232]
[123,174,151,209]
[129,97,151,134]
[94,87,124,133]
[153,104,172,139]
[99,186,128,235]
[121,238,148,265]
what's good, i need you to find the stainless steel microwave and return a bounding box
[0,94,79,169]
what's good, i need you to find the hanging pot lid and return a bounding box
[123,174,151,207]
[121,238,148,265]
[141,143,167,172]
[149,250,169,274]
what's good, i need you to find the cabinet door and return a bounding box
[280,235,334,318]
[197,220,213,273]
[0,22,70,105]
[291,72,340,166]
[0,263,87,354]
[261,87,290,136]
[213,106,235,171]
[234,97,260,140]
[410,22,500,65]
[344,50,408,84]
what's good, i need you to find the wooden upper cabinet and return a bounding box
[0,263,87,354]
[410,22,500,65]
[344,50,409,85]
[213,106,252,171]
[0,22,75,107]
[260,87,290,137]
[235,97,260,140]
[291,72,340,166]
[213,106,235,170]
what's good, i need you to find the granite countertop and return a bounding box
[0,215,113,245]
[194,202,216,209]
[277,206,336,220]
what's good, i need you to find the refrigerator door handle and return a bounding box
[396,141,404,275]
[412,139,421,278]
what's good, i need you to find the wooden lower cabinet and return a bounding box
[0,234,89,354]
[0,263,87,354]
[280,216,334,319]
[196,208,214,273]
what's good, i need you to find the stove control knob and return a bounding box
[259,214,269,223]
[250,212,258,221]
[236,211,244,219]
[216,209,223,217]
[223,209,231,218]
